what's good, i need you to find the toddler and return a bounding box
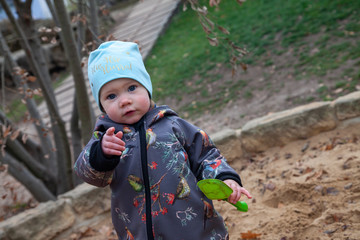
[74,41,252,240]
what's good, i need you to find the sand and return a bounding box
[1,122,359,240]
[66,122,360,240]
[219,122,360,240]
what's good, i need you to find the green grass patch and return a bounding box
[146,0,360,115]
[5,98,28,122]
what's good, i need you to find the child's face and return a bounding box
[100,78,151,124]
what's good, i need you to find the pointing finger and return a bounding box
[241,188,252,199]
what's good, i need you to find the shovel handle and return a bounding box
[225,200,248,212]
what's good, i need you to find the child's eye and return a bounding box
[128,85,137,92]
[107,94,116,100]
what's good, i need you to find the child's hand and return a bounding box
[101,127,125,157]
[223,179,252,204]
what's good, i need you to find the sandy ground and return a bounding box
[61,122,360,240]
[221,122,360,240]
[1,119,358,240]
[1,123,359,239]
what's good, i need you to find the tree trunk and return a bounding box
[70,96,83,185]
[71,0,97,186]
[77,0,86,56]
[44,0,89,187]
[89,0,101,44]
[74,0,85,181]
[0,152,56,202]
[53,0,93,145]
[44,0,60,26]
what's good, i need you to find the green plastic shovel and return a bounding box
[197,179,248,212]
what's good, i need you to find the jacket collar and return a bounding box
[144,105,178,127]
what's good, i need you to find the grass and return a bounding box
[146,0,360,118]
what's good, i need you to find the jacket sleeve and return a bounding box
[73,120,117,187]
[173,118,242,187]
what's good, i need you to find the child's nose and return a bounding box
[118,96,131,107]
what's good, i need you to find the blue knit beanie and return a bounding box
[88,41,152,111]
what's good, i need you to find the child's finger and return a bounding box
[102,140,124,156]
[230,186,242,204]
[115,130,123,139]
[228,192,239,204]
[107,142,125,152]
[241,188,252,199]
[106,127,115,136]
[114,131,126,149]
[223,179,239,203]
[103,148,123,156]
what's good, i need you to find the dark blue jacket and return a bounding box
[74,105,242,240]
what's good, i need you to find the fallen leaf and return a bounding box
[304,167,314,174]
[240,230,262,239]
[332,214,342,222]
[324,137,337,151]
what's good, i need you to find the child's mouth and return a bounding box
[124,110,135,116]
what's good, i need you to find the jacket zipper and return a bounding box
[138,120,154,240]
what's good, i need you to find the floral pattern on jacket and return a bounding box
[74,105,242,240]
